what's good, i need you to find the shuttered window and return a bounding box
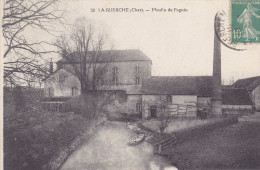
[113,67,118,85]
[134,65,141,85]
[71,87,78,96]
[136,103,142,112]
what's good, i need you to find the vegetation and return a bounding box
[55,17,115,119]
[4,89,93,170]
[169,122,260,169]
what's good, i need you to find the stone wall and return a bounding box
[253,85,260,110]
[101,61,151,86]
[142,95,197,118]
[43,60,151,97]
[44,69,81,97]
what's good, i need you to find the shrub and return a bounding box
[4,108,91,170]
[197,109,208,119]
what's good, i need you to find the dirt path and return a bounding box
[61,121,176,170]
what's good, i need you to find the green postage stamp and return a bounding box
[231,0,260,43]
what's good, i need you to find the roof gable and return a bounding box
[42,67,75,81]
[232,76,260,90]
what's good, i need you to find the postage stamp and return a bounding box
[231,0,260,43]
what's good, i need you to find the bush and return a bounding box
[197,109,208,119]
[4,108,91,170]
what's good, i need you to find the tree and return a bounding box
[56,18,114,118]
[158,95,172,134]
[3,0,65,86]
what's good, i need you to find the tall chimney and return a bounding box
[212,16,222,116]
[50,58,53,74]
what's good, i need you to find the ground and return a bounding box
[169,122,260,169]
[61,121,177,170]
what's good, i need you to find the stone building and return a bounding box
[42,49,253,117]
[42,49,152,113]
[232,76,260,111]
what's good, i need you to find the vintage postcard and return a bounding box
[1,0,260,169]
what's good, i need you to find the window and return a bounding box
[48,87,54,97]
[112,67,118,85]
[135,77,140,85]
[59,74,66,83]
[136,103,142,113]
[167,95,172,103]
[134,65,141,85]
[71,87,78,96]
[135,65,141,75]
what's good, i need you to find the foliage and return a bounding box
[13,86,26,111]
[65,91,117,119]
[4,108,91,170]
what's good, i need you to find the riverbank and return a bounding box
[169,122,260,169]
[4,109,93,170]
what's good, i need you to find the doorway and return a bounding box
[150,105,157,118]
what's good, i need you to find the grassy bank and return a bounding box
[168,122,260,169]
[4,109,93,170]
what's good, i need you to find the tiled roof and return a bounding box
[57,49,151,63]
[232,76,260,90]
[222,88,252,105]
[141,76,213,96]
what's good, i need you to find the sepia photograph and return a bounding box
[1,0,260,169]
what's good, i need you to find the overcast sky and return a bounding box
[52,0,260,83]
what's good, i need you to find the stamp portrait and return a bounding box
[231,0,260,43]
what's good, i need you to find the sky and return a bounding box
[45,0,260,83]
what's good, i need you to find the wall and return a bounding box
[171,95,197,117]
[222,105,252,115]
[99,61,151,94]
[44,69,81,97]
[253,85,260,110]
[44,60,151,97]
[126,95,142,114]
[142,95,197,118]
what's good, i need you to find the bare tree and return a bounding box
[55,18,113,118]
[3,0,65,86]
[158,95,171,134]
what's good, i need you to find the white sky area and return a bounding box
[39,0,260,83]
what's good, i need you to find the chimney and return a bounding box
[50,58,53,74]
[212,16,223,116]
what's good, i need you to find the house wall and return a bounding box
[126,95,142,114]
[171,95,197,117]
[44,60,151,97]
[253,85,260,110]
[100,60,151,85]
[44,69,81,97]
[142,95,197,118]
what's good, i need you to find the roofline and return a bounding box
[148,76,212,78]
[57,59,152,64]
[42,67,62,81]
[235,76,260,81]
